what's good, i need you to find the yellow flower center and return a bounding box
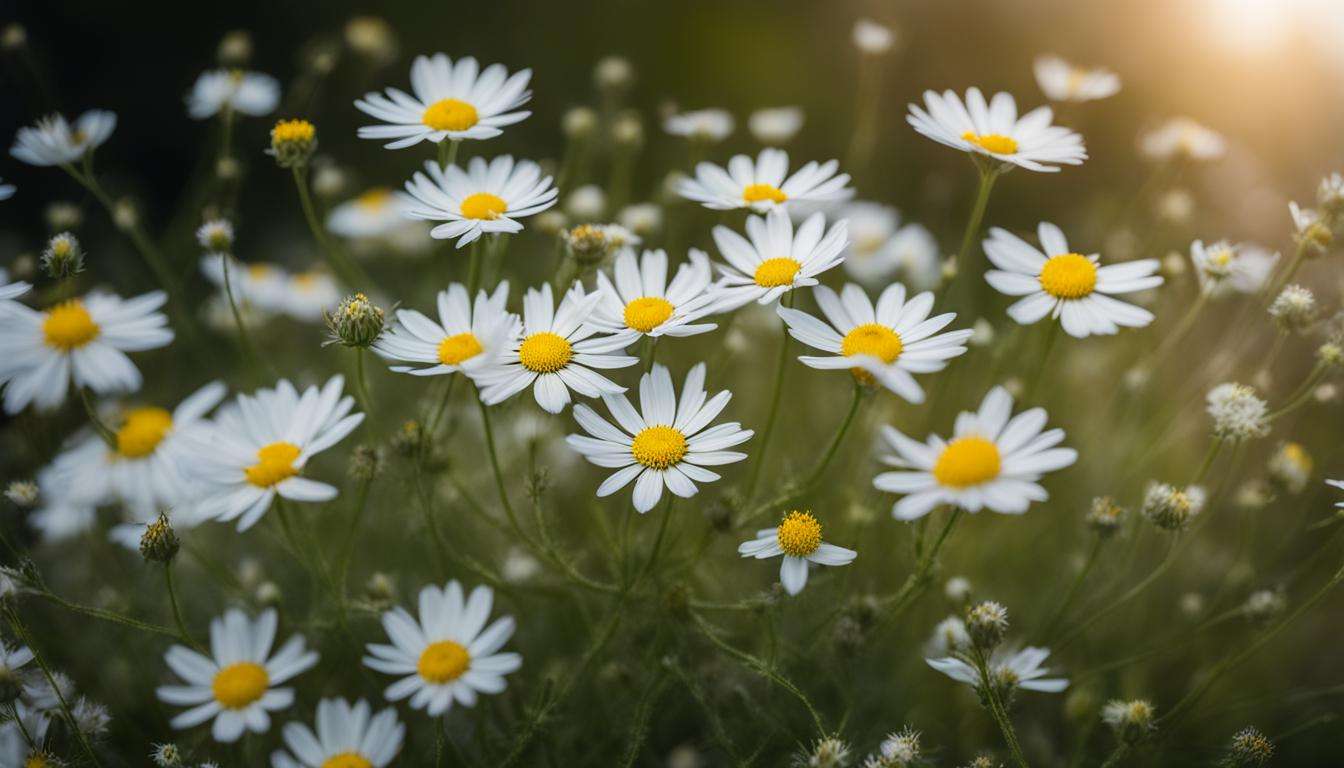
[518,332,572,373]
[244,441,302,488]
[248,263,276,279]
[438,332,484,366]
[1038,253,1097,299]
[115,407,173,458]
[961,131,1019,154]
[423,98,480,132]
[753,257,801,288]
[932,436,1002,488]
[24,753,52,768]
[460,192,508,220]
[742,183,788,204]
[356,187,392,211]
[630,425,688,469]
[623,297,675,333]
[321,754,373,768]
[841,323,903,364]
[212,662,269,709]
[1281,442,1311,471]
[1208,248,1233,269]
[271,119,315,144]
[418,640,470,684]
[42,300,100,351]
[776,510,822,557]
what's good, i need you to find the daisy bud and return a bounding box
[618,203,662,237]
[799,737,851,768]
[1085,496,1125,537]
[195,218,234,252]
[45,201,82,231]
[1101,699,1156,744]
[326,292,384,348]
[1267,442,1311,494]
[944,576,972,603]
[852,18,896,55]
[139,512,180,564]
[151,742,183,767]
[924,616,970,657]
[563,223,615,266]
[1317,341,1343,368]
[112,198,139,231]
[42,232,85,279]
[1223,726,1274,767]
[255,580,282,606]
[612,112,645,148]
[965,600,1009,651]
[1240,588,1285,623]
[1267,285,1316,333]
[593,56,634,93]
[1141,482,1205,530]
[344,16,398,64]
[562,106,599,139]
[364,572,396,607]
[348,444,383,482]
[1206,383,1269,441]
[1317,172,1344,217]
[1,23,27,51]
[4,480,38,508]
[268,119,317,169]
[565,184,607,220]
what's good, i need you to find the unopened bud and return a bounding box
[325,292,384,348]
[139,512,180,563]
[268,119,317,168]
[965,600,1008,650]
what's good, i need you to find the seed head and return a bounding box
[593,56,634,92]
[1141,482,1205,530]
[42,232,85,279]
[564,223,616,266]
[1223,726,1273,767]
[45,202,82,231]
[1206,383,1269,441]
[795,737,851,768]
[966,600,1009,651]
[1085,496,1125,536]
[562,107,598,139]
[1267,285,1317,333]
[196,219,234,252]
[151,742,183,767]
[217,30,253,66]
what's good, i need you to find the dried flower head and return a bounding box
[1141,482,1206,530]
[1267,285,1317,333]
[1085,496,1125,536]
[139,512,180,563]
[795,736,852,768]
[1223,726,1274,767]
[1206,383,1269,441]
[1102,699,1156,744]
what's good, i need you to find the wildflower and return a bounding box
[1222,726,1274,767]
[945,576,973,603]
[1139,117,1226,161]
[1155,188,1195,224]
[1189,240,1277,297]
[1085,496,1125,536]
[195,219,234,252]
[924,616,970,657]
[1141,482,1206,530]
[677,148,851,211]
[796,736,851,768]
[709,210,848,310]
[562,224,620,266]
[71,696,110,735]
[1319,341,1343,369]
[1241,589,1285,622]
[1206,383,1269,441]
[738,510,856,595]
[1034,55,1120,102]
[748,107,805,145]
[4,480,38,507]
[139,512,180,563]
[867,727,921,767]
[374,282,515,379]
[0,22,26,50]
[966,600,1009,650]
[186,69,280,119]
[611,111,644,147]
[270,698,404,768]
[907,88,1087,172]
[1317,172,1344,217]
[874,386,1077,520]
[568,363,752,512]
[355,54,532,148]
[1268,285,1317,333]
[985,223,1162,337]
[562,106,599,139]
[344,16,398,64]
[1267,442,1312,493]
[778,282,971,401]
[1102,699,1156,744]
[112,198,139,231]
[594,55,635,92]
[10,110,117,166]
[1289,201,1333,255]
[363,580,521,716]
[325,188,413,239]
[927,646,1068,695]
[283,270,342,322]
[566,184,608,219]
[150,742,183,767]
[852,18,896,54]
[268,119,317,168]
[0,290,173,414]
[618,203,663,237]
[326,293,385,348]
[402,156,558,248]
[663,109,734,143]
[835,202,910,286]
[215,30,252,66]
[0,641,33,703]
[586,249,719,342]
[156,608,318,742]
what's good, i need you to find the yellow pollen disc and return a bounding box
[212,662,269,709]
[841,323,903,364]
[776,510,822,557]
[630,425,688,469]
[418,640,470,684]
[271,119,315,144]
[623,297,675,333]
[961,131,1019,154]
[42,300,100,351]
[356,187,392,211]
[1038,253,1097,299]
[423,98,480,132]
[247,264,276,279]
[438,332,483,366]
[24,754,51,768]
[518,332,573,373]
[321,753,373,768]
[460,192,508,221]
[753,257,801,288]
[742,183,787,204]
[1209,249,1232,268]
[932,436,1002,488]
[115,407,173,458]
[244,441,302,488]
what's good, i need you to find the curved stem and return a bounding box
[163,563,201,651]
[1191,438,1223,485]
[1039,536,1106,642]
[221,253,264,374]
[79,387,116,447]
[954,164,1000,298]
[744,310,792,501]
[882,508,963,616]
[291,165,372,289]
[465,237,483,297]
[478,397,524,538]
[1058,535,1181,649]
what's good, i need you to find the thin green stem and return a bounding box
[1269,362,1329,421]
[34,589,178,638]
[79,388,116,447]
[1039,537,1106,642]
[291,164,372,289]
[1142,290,1209,374]
[1058,535,1182,649]
[1023,322,1061,403]
[478,397,525,539]
[221,253,264,373]
[975,649,1031,768]
[881,508,963,616]
[6,606,102,766]
[744,309,793,501]
[465,238,484,297]
[437,138,460,171]
[641,336,660,374]
[163,563,202,652]
[633,496,675,589]
[954,164,1000,297]
[1191,438,1223,484]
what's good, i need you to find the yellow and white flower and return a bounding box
[926,646,1068,693]
[710,209,848,311]
[475,283,636,414]
[832,202,940,290]
[1139,117,1226,162]
[186,70,280,119]
[9,110,117,166]
[677,148,852,212]
[0,291,172,414]
[363,581,521,716]
[156,608,318,743]
[270,698,405,768]
[662,109,734,142]
[185,376,364,531]
[1033,55,1121,103]
[748,107,804,145]
[907,88,1086,172]
[326,187,415,238]
[874,386,1077,520]
[566,363,752,512]
[374,282,517,379]
[1189,240,1277,297]
[200,257,290,315]
[282,270,342,322]
[356,54,532,148]
[984,223,1162,338]
[402,156,558,248]
[737,510,856,595]
[778,283,971,402]
[586,249,719,343]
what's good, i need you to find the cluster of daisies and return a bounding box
[0,639,112,763]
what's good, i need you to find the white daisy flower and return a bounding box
[737,510,856,595]
[778,283,972,402]
[401,156,558,248]
[282,270,342,322]
[984,222,1163,338]
[835,202,897,284]
[1033,55,1121,103]
[586,249,719,343]
[662,109,734,142]
[748,107,805,145]
[709,209,849,311]
[1189,240,1277,297]
[186,69,280,120]
[907,88,1086,172]
[9,110,117,167]
[362,580,521,716]
[0,268,32,302]
[565,363,752,513]
[185,375,365,531]
[0,291,173,414]
[873,386,1077,520]
[0,178,14,200]
[155,608,318,743]
[374,282,517,379]
[0,640,33,677]
[355,54,532,148]
[926,646,1068,693]
[1289,201,1332,254]
[200,257,291,315]
[270,698,405,768]
[676,148,852,212]
[326,187,415,238]
[27,497,96,543]
[1139,117,1226,162]
[0,703,49,766]
[853,18,896,54]
[474,283,636,414]
[1327,479,1344,508]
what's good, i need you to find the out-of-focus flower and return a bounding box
[187,70,279,120]
[355,54,532,148]
[1086,496,1125,536]
[663,109,734,143]
[41,232,85,279]
[1289,201,1333,256]
[562,106,599,139]
[908,88,1087,172]
[268,119,317,168]
[10,110,117,166]
[1267,285,1316,333]
[0,178,13,201]
[1267,442,1311,494]
[1140,117,1225,162]
[853,18,897,54]
[1034,55,1120,102]
[565,184,607,220]
[594,56,634,92]
[924,616,970,657]
[1206,383,1269,441]
[344,16,399,64]
[196,219,234,252]
[1102,699,1156,744]
[402,156,557,248]
[749,107,805,145]
[1141,482,1205,530]
[617,203,662,237]
[326,188,413,238]
[678,149,852,212]
[1189,240,1277,297]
